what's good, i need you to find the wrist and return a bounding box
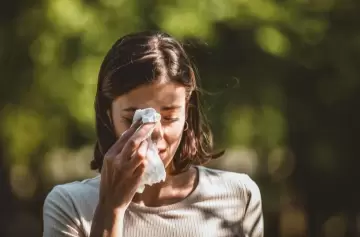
[99,196,128,213]
[112,207,127,217]
[98,201,127,221]
[91,201,127,237]
[100,205,126,233]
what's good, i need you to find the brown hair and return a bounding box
[91,31,223,172]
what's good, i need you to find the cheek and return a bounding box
[163,121,185,150]
[112,119,131,138]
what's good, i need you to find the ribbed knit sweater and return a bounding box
[43,166,264,237]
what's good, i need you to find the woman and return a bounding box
[43,31,264,237]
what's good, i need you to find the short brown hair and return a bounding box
[91,31,223,172]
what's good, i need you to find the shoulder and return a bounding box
[198,166,261,202]
[45,175,100,207]
[198,166,264,236]
[43,176,100,236]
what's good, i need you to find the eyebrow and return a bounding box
[122,105,182,112]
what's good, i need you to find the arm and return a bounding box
[90,203,126,237]
[242,175,264,237]
[43,186,85,237]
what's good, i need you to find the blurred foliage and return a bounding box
[1,0,360,236]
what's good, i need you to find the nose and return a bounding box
[150,121,164,144]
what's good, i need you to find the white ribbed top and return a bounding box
[43,166,263,237]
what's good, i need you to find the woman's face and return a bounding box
[111,81,187,169]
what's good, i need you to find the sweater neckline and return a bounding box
[128,165,203,213]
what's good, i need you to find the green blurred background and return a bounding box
[1,0,359,236]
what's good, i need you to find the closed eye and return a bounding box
[122,117,133,124]
[162,117,179,123]
[123,117,178,124]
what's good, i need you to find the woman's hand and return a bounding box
[99,120,155,212]
[90,121,156,237]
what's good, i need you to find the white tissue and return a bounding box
[132,108,166,193]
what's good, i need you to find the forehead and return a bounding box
[113,81,187,109]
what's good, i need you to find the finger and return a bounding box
[120,122,156,158]
[112,139,147,174]
[134,140,148,161]
[130,164,145,193]
[133,162,146,177]
[106,120,142,157]
[129,140,148,171]
[99,162,108,200]
[120,119,142,139]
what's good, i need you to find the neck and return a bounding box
[132,166,198,207]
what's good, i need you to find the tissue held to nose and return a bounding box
[132,108,166,193]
